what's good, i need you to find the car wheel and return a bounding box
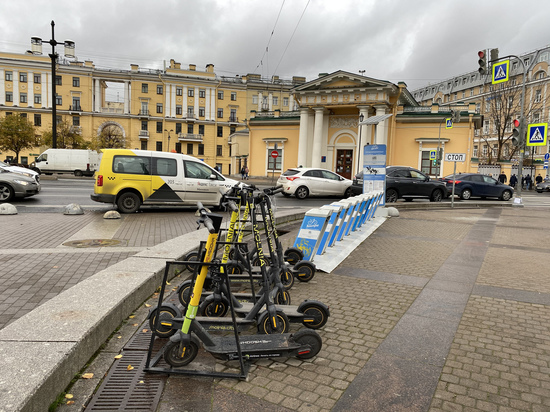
[386,188,398,203]
[344,187,352,198]
[295,186,309,199]
[117,192,141,213]
[500,190,512,201]
[0,183,15,202]
[430,189,443,202]
[74,170,83,177]
[460,188,472,200]
[537,190,543,193]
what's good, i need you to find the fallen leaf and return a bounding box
[166,282,171,286]
[127,365,134,371]
[142,329,148,333]
[139,380,144,384]
[66,400,75,405]
[117,336,122,339]
[114,354,123,359]
[144,303,151,308]
[65,394,73,399]
[133,323,139,326]
[129,315,135,319]
[82,373,94,379]
[53,266,59,269]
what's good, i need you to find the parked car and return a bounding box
[91,149,238,213]
[535,178,550,193]
[441,173,513,201]
[0,161,40,183]
[0,168,41,202]
[350,171,364,195]
[385,166,447,202]
[277,168,353,199]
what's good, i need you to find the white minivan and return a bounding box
[91,149,238,213]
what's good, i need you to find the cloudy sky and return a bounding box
[1,0,549,94]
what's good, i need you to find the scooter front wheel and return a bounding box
[301,303,329,329]
[294,261,316,282]
[177,280,193,307]
[183,251,200,272]
[164,339,199,367]
[257,310,290,334]
[198,296,230,317]
[284,247,304,266]
[149,305,181,338]
[275,290,291,305]
[293,329,323,359]
[280,268,295,290]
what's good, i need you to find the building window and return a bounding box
[56,115,62,125]
[187,107,194,117]
[55,75,62,85]
[273,96,278,105]
[73,116,80,126]
[156,141,162,151]
[141,120,148,131]
[473,145,478,157]
[283,97,289,106]
[176,87,183,96]
[199,107,205,117]
[175,123,182,134]
[218,90,224,100]
[188,89,194,97]
[492,144,498,157]
[20,72,27,83]
[156,122,162,133]
[156,103,163,114]
[198,144,204,155]
[34,94,41,104]
[142,83,148,93]
[217,145,223,156]
[20,156,28,165]
[482,145,488,157]
[252,95,258,104]
[535,89,542,103]
[231,92,237,101]
[5,71,12,81]
[187,143,193,154]
[175,142,182,153]
[533,112,541,123]
[230,109,236,122]
[34,114,41,126]
[5,92,12,102]
[34,73,41,84]
[217,126,223,137]
[157,85,163,95]
[20,93,27,103]
[230,126,236,134]
[187,123,194,134]
[198,125,204,135]
[141,140,148,150]
[55,95,62,105]
[420,150,439,175]
[176,105,182,115]
[267,148,282,171]
[217,108,223,118]
[199,89,206,98]
[73,77,80,87]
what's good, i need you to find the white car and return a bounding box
[277,167,353,199]
[0,161,40,183]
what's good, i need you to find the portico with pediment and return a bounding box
[292,71,413,179]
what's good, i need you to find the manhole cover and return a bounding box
[62,239,125,248]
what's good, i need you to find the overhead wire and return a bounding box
[251,0,286,78]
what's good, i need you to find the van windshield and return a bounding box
[36,154,47,162]
[184,161,219,180]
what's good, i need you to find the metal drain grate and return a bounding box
[86,351,166,411]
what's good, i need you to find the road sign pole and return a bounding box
[451,160,457,208]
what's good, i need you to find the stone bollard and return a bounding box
[0,203,17,215]
[63,203,84,215]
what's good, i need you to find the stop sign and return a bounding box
[271,150,279,158]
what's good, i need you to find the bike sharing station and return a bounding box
[294,145,388,273]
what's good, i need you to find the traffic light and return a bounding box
[511,119,520,146]
[478,50,487,75]
[452,110,461,123]
[490,48,499,62]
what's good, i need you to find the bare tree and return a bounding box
[93,124,125,149]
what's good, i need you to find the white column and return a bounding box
[357,106,370,173]
[288,94,295,111]
[375,106,388,145]
[28,72,34,107]
[0,69,4,105]
[182,87,188,116]
[312,108,324,168]
[171,85,176,117]
[268,93,273,111]
[165,83,170,117]
[124,81,130,114]
[42,72,48,108]
[94,79,101,112]
[258,92,263,111]
[210,88,216,120]
[194,87,199,117]
[297,108,310,167]
[12,70,19,104]
[205,88,211,120]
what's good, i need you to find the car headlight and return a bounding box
[13,179,31,186]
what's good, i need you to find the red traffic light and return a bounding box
[478,50,485,59]
[513,119,520,127]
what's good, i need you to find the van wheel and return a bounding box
[74,170,83,177]
[117,192,141,213]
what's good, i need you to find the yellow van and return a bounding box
[91,149,238,213]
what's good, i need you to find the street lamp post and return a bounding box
[164,129,173,152]
[31,21,75,149]
[357,113,365,175]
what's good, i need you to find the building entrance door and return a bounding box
[335,149,353,179]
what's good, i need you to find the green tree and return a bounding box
[0,114,37,163]
[92,124,126,149]
[41,120,88,149]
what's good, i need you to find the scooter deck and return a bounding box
[194,316,255,332]
[234,301,302,318]
[204,333,301,360]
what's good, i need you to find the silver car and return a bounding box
[536,178,550,193]
[0,168,41,202]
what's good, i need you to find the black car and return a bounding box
[351,166,447,202]
[441,173,513,201]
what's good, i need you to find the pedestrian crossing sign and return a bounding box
[492,60,509,84]
[526,123,548,146]
[429,150,437,160]
[445,118,453,129]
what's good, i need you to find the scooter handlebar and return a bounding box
[196,202,216,233]
[263,185,284,195]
